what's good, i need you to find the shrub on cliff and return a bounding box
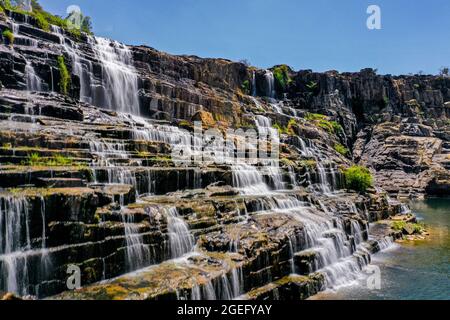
[241,80,251,95]
[2,29,14,45]
[305,113,343,135]
[57,56,70,95]
[0,0,12,10]
[334,143,349,157]
[273,65,292,92]
[344,165,373,193]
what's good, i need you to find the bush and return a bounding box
[344,165,373,193]
[305,113,343,135]
[23,152,73,166]
[241,80,250,95]
[57,55,70,95]
[50,154,73,166]
[273,119,296,136]
[334,143,349,157]
[300,159,317,170]
[272,65,292,91]
[392,221,425,234]
[33,11,50,31]
[306,81,318,91]
[0,0,12,10]
[305,113,326,121]
[25,152,41,166]
[2,28,14,45]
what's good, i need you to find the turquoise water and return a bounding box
[313,198,450,300]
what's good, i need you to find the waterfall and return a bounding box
[0,195,50,296]
[374,235,395,251]
[400,204,411,214]
[0,196,31,256]
[303,217,369,287]
[254,115,284,190]
[251,71,257,96]
[10,21,19,35]
[51,25,96,104]
[247,194,373,290]
[120,207,151,272]
[7,17,43,92]
[317,162,332,194]
[51,27,140,114]
[264,70,276,98]
[25,61,43,92]
[165,207,194,258]
[182,265,244,300]
[90,37,140,114]
[231,164,270,195]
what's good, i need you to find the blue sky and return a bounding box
[39,0,449,75]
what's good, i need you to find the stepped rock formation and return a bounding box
[0,9,448,300]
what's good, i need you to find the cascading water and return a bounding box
[0,196,31,296]
[251,71,257,96]
[231,164,270,195]
[51,27,140,114]
[264,70,276,99]
[0,195,51,296]
[165,207,195,258]
[119,207,151,272]
[25,61,43,92]
[90,37,140,115]
[254,115,284,190]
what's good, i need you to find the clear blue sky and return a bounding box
[39,0,449,75]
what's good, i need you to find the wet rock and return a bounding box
[36,178,86,188]
[1,292,22,300]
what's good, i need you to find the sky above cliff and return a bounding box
[40,0,449,75]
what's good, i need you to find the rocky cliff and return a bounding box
[0,8,447,300]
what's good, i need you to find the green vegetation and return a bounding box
[344,165,373,193]
[25,152,41,166]
[22,152,74,166]
[136,150,151,158]
[1,142,12,149]
[280,158,295,167]
[50,154,73,166]
[273,123,285,135]
[273,118,296,135]
[272,65,292,91]
[241,80,251,95]
[305,113,343,135]
[334,143,349,157]
[306,81,318,91]
[0,0,12,10]
[392,221,425,234]
[57,55,70,95]
[305,113,326,121]
[0,0,93,38]
[178,120,193,129]
[300,159,317,170]
[2,29,14,45]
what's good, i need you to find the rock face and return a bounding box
[0,8,447,300]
